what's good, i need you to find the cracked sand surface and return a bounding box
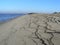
[0,14,60,45]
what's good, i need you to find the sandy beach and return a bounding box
[0,14,60,45]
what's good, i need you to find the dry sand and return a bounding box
[0,14,60,45]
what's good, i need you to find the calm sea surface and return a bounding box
[0,14,24,22]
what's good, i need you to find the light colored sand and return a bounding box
[0,14,60,45]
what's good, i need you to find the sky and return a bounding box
[0,0,60,13]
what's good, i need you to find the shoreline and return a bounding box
[0,14,25,23]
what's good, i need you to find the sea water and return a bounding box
[0,13,24,22]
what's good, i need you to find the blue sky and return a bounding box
[0,0,60,13]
